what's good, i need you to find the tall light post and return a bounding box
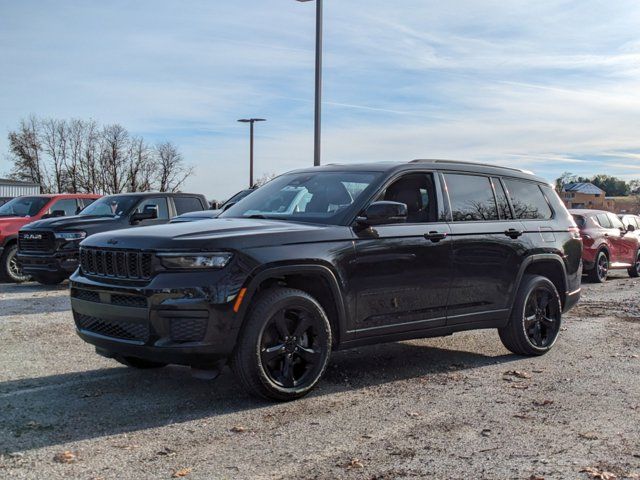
[297,0,323,167]
[237,118,266,187]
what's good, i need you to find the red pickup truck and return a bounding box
[0,194,100,282]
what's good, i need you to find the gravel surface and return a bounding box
[0,275,639,479]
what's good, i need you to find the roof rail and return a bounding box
[410,159,533,175]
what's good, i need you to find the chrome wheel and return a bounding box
[5,246,30,283]
[596,253,609,281]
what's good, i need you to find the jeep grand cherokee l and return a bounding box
[0,193,100,282]
[18,192,207,285]
[70,160,582,401]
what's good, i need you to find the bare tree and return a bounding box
[154,141,193,192]
[8,116,51,191]
[254,172,278,187]
[41,118,68,193]
[99,124,129,194]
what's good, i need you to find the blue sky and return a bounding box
[1,0,640,199]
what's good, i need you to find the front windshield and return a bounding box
[0,196,49,217]
[220,171,382,224]
[79,195,139,217]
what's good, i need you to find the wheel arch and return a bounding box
[1,235,17,248]
[513,254,569,310]
[237,264,348,347]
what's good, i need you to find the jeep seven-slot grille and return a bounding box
[80,248,153,280]
[18,231,55,253]
[74,313,149,342]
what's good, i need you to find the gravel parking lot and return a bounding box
[1,275,639,480]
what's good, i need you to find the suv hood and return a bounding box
[83,217,352,251]
[21,215,120,232]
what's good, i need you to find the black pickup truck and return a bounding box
[18,192,207,284]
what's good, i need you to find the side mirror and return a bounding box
[131,204,158,224]
[356,201,407,227]
[627,224,636,232]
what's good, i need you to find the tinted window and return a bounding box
[572,215,586,228]
[596,213,611,228]
[221,171,382,225]
[492,178,512,220]
[608,213,625,230]
[81,198,97,209]
[135,197,169,220]
[49,198,79,216]
[174,196,204,215]
[0,196,49,217]
[445,174,498,221]
[80,195,138,217]
[380,173,437,223]
[503,179,552,220]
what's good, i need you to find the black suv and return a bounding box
[70,161,582,401]
[18,192,207,284]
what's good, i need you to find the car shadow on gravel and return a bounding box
[0,341,519,454]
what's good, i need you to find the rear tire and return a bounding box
[628,251,640,278]
[587,250,608,283]
[230,287,332,401]
[114,356,168,369]
[0,244,31,283]
[499,275,562,356]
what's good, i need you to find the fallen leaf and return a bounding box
[345,458,364,470]
[157,447,177,456]
[514,413,532,420]
[533,399,554,407]
[230,426,246,433]
[406,412,420,418]
[481,429,492,437]
[172,467,192,478]
[579,432,599,440]
[581,466,617,479]
[529,475,545,480]
[511,384,530,390]
[504,370,531,379]
[53,451,76,464]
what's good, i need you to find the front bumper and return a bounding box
[69,268,247,367]
[18,251,79,275]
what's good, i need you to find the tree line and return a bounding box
[6,116,193,194]
[555,172,640,197]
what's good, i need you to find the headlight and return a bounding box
[158,252,233,270]
[54,231,87,241]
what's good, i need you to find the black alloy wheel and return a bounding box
[499,275,562,356]
[588,250,609,283]
[231,287,332,401]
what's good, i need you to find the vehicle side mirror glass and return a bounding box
[357,201,408,227]
[627,224,636,232]
[43,209,66,219]
[131,204,158,223]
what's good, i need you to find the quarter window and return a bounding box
[503,179,553,220]
[445,174,498,222]
[49,198,79,216]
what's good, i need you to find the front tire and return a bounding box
[499,275,562,356]
[230,287,332,401]
[587,250,608,283]
[628,251,640,278]
[0,244,31,283]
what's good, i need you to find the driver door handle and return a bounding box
[505,228,523,239]
[424,231,447,243]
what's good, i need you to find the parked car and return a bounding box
[619,214,640,235]
[0,193,100,282]
[18,192,207,285]
[570,209,640,282]
[70,160,582,401]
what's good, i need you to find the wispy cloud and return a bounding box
[1,0,640,198]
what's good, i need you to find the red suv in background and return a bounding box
[0,194,100,282]
[570,209,640,283]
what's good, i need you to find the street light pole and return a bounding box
[297,0,323,167]
[237,118,266,187]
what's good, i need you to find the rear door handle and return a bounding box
[505,228,523,239]
[424,231,447,243]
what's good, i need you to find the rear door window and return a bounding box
[608,213,625,230]
[444,174,499,221]
[174,196,204,215]
[503,179,553,220]
[596,213,611,228]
